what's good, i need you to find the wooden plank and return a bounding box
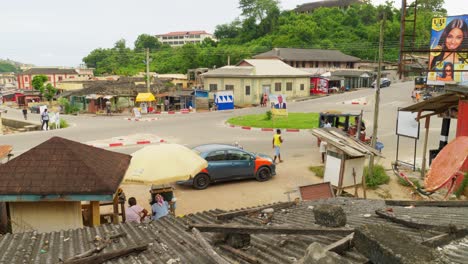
[323,233,354,254]
[192,228,231,264]
[63,244,148,264]
[90,201,100,227]
[216,202,296,221]
[189,224,354,236]
[112,194,119,224]
[219,244,260,264]
[385,200,468,207]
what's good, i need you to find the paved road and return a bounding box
[0,82,458,214]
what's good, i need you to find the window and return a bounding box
[205,150,226,161]
[302,61,306,67]
[286,82,292,91]
[58,76,63,81]
[225,85,234,91]
[24,77,28,82]
[245,85,250,95]
[163,36,167,40]
[209,84,218,92]
[300,84,305,91]
[275,82,281,92]
[226,150,251,161]
[315,62,319,67]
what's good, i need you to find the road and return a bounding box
[0,81,457,214]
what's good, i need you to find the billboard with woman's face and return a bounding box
[427,15,468,85]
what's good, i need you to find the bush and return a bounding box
[309,166,324,178]
[58,97,80,114]
[265,110,272,120]
[364,164,390,189]
[48,118,69,129]
[454,173,468,198]
[397,177,422,189]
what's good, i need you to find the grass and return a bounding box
[49,118,69,130]
[364,164,390,189]
[397,177,422,189]
[308,166,324,178]
[227,112,320,129]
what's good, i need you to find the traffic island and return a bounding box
[226,112,319,131]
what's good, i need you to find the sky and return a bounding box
[1,0,466,67]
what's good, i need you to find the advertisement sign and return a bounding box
[269,94,288,116]
[396,110,420,139]
[428,15,468,85]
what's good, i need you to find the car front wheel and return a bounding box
[193,173,210,190]
[255,167,272,182]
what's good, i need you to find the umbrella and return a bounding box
[123,144,208,185]
[136,93,156,102]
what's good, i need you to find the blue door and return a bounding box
[225,150,255,178]
[204,150,229,181]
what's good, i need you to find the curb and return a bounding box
[90,138,166,148]
[153,109,194,115]
[126,118,159,121]
[343,97,368,105]
[226,123,308,133]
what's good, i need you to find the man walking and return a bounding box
[41,109,49,131]
[22,106,28,120]
[272,129,283,163]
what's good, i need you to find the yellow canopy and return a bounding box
[123,144,208,185]
[135,92,156,102]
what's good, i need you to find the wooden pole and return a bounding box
[90,201,100,227]
[421,116,431,178]
[112,194,119,224]
[368,13,386,190]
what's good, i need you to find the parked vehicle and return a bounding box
[177,144,276,189]
[372,78,391,88]
[29,105,41,113]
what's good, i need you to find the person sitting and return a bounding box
[151,194,169,220]
[125,197,148,223]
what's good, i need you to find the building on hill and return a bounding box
[0,72,17,90]
[295,0,364,13]
[16,67,94,90]
[254,48,360,69]
[0,137,131,233]
[156,31,216,47]
[201,59,311,106]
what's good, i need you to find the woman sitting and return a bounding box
[151,194,169,220]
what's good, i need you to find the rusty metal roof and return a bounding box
[0,198,466,263]
[399,92,462,115]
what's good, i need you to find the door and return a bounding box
[225,150,255,178]
[262,85,270,95]
[204,150,228,181]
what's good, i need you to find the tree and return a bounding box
[32,75,56,104]
[214,20,242,40]
[134,34,162,52]
[239,0,280,22]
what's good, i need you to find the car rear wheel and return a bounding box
[255,167,271,182]
[193,173,210,190]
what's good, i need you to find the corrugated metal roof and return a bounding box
[202,60,311,78]
[0,198,466,263]
[399,93,461,116]
[254,48,361,62]
[20,68,78,75]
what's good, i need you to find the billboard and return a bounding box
[427,15,468,86]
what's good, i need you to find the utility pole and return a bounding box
[368,14,386,191]
[146,48,150,93]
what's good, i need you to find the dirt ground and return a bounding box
[118,153,415,217]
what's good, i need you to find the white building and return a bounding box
[156,31,216,47]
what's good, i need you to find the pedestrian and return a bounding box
[319,140,327,163]
[415,91,421,102]
[106,100,111,116]
[263,93,268,107]
[54,112,60,129]
[22,106,28,120]
[125,197,148,223]
[411,90,416,102]
[164,97,170,111]
[323,119,332,128]
[41,109,50,131]
[260,93,264,107]
[151,194,169,220]
[272,129,283,163]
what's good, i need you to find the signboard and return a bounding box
[269,94,288,116]
[214,90,234,111]
[428,15,468,85]
[396,110,420,139]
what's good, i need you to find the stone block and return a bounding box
[225,233,250,249]
[313,204,347,227]
[354,224,449,264]
[297,242,351,264]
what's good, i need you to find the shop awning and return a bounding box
[103,95,114,99]
[135,93,156,102]
[85,94,103,100]
[399,93,461,120]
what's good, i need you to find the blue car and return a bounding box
[177,144,276,189]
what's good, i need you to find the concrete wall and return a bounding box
[1,118,40,130]
[204,77,310,106]
[9,201,83,233]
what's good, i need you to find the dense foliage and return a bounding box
[82,0,446,75]
[0,61,20,73]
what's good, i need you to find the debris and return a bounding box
[404,205,415,209]
[307,206,314,210]
[40,249,47,254]
[64,237,70,242]
[296,242,351,264]
[166,258,181,264]
[261,208,274,214]
[313,204,347,227]
[225,233,251,248]
[363,214,372,218]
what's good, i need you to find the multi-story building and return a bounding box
[0,73,17,89]
[156,31,216,47]
[16,67,94,90]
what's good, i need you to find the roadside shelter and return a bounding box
[0,137,131,233]
[311,127,381,195]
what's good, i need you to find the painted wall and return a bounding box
[203,77,309,106]
[9,201,83,233]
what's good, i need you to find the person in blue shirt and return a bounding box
[151,194,169,220]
